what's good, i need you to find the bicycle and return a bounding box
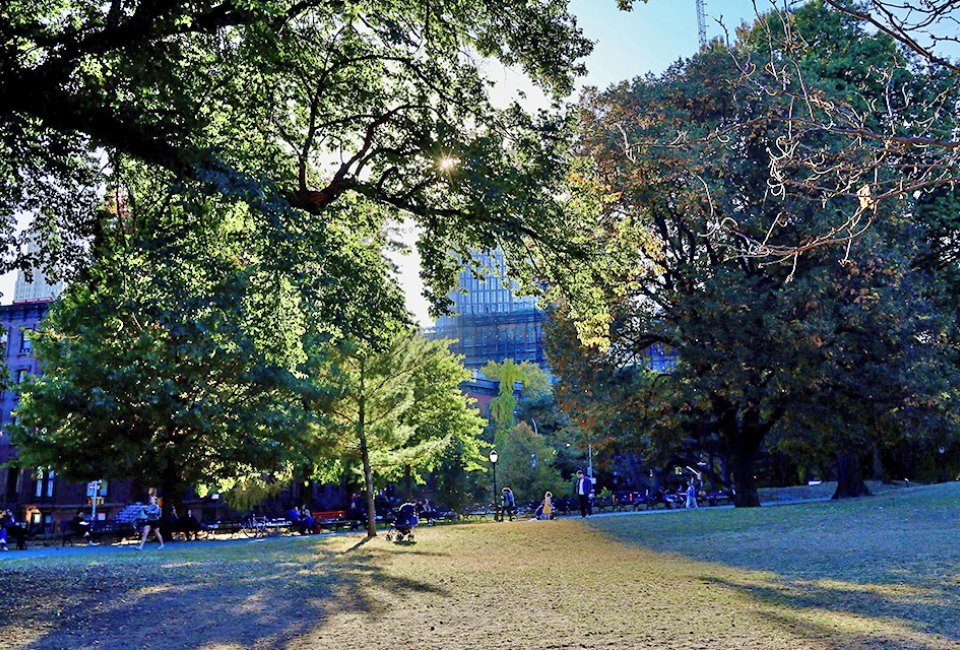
[241,514,269,538]
[241,514,289,538]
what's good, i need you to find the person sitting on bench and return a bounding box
[0,509,26,550]
[298,505,314,534]
[63,510,97,546]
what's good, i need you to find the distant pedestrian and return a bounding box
[574,470,593,517]
[501,487,516,521]
[137,495,164,551]
[686,482,699,509]
[181,508,203,541]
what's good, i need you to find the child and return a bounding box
[539,491,554,520]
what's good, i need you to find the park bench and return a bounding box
[460,503,495,522]
[311,510,354,532]
[592,496,615,513]
[204,519,245,536]
[704,490,734,507]
[61,520,138,546]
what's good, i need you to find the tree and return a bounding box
[721,0,958,263]
[0,1,594,320]
[480,360,553,400]
[305,332,485,537]
[498,422,565,501]
[543,17,959,506]
[9,187,311,508]
[394,337,488,500]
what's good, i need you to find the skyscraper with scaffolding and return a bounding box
[430,249,547,370]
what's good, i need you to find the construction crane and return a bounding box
[696,0,707,48]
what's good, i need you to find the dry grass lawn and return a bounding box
[0,483,957,650]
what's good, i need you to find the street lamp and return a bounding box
[489,449,499,513]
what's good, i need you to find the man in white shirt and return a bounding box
[574,469,593,517]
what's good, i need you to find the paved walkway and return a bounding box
[0,495,832,563]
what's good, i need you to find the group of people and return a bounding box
[285,504,316,534]
[495,468,595,522]
[0,508,26,551]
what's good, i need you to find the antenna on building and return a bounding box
[696,0,707,48]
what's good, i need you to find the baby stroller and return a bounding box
[385,503,418,542]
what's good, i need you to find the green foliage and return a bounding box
[0,1,595,324]
[481,360,553,400]
[9,185,311,502]
[542,3,960,506]
[303,330,485,532]
[497,422,565,500]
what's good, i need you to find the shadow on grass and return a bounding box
[699,575,959,647]
[592,483,960,647]
[0,536,448,650]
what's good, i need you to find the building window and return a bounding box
[15,368,28,384]
[34,468,55,498]
[20,329,33,354]
[5,468,20,500]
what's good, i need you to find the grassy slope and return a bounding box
[1,483,957,650]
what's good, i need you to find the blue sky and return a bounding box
[570,0,760,90]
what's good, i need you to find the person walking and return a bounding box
[137,495,164,551]
[500,487,516,522]
[686,481,699,509]
[574,469,593,518]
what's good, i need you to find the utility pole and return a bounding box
[696,0,707,48]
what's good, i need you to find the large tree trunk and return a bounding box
[159,458,182,516]
[730,441,762,507]
[722,412,767,508]
[871,445,886,483]
[357,392,377,538]
[833,451,871,499]
[404,465,414,501]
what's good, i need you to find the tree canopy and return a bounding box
[542,4,960,506]
[9,179,311,503]
[0,1,594,313]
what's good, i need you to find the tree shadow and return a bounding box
[698,575,959,648]
[0,536,448,650]
[591,485,960,648]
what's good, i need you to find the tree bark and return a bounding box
[357,368,378,538]
[833,451,871,499]
[159,458,182,517]
[871,444,886,483]
[717,403,769,508]
[404,465,414,501]
[730,441,762,507]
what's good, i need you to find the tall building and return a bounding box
[431,249,547,370]
[13,238,65,303]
